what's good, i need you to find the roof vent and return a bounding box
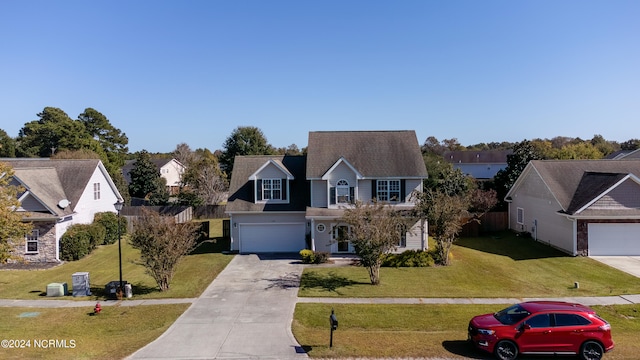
[58,199,70,209]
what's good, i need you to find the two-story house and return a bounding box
[226,130,429,254]
[443,150,511,180]
[3,158,124,263]
[122,158,185,195]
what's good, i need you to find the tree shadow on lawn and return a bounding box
[190,238,231,255]
[300,270,369,294]
[454,232,567,261]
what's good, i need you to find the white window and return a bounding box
[517,207,524,225]
[377,180,401,202]
[26,229,39,253]
[336,179,350,204]
[93,182,101,200]
[262,179,282,200]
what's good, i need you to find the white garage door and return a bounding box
[589,223,640,256]
[239,223,306,253]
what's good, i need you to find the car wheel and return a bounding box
[494,340,518,360]
[580,341,604,360]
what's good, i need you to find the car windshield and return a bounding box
[494,304,531,325]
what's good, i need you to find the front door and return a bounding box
[333,225,352,253]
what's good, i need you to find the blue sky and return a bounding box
[1,1,639,153]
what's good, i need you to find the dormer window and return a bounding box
[336,179,350,204]
[262,178,281,200]
[256,178,288,202]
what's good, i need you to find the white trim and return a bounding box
[321,157,363,180]
[517,207,524,225]
[248,159,295,181]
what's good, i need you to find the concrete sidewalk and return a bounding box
[298,294,640,306]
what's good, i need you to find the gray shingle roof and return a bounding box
[226,155,307,212]
[529,159,640,213]
[443,150,512,164]
[306,131,428,179]
[2,159,102,215]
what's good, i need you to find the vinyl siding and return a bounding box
[509,170,575,254]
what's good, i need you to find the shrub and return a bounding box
[87,223,106,250]
[313,251,330,264]
[60,224,92,261]
[94,212,127,245]
[382,250,435,267]
[299,249,330,264]
[60,223,111,261]
[300,249,315,264]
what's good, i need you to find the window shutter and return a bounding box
[330,187,336,204]
[350,187,355,204]
[256,179,263,201]
[371,180,377,200]
[401,180,406,202]
[282,179,288,201]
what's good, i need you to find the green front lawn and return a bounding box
[0,304,189,360]
[0,219,233,300]
[299,232,640,298]
[293,303,640,359]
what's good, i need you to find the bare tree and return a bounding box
[129,208,200,291]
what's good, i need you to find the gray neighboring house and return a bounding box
[606,149,640,160]
[443,150,511,180]
[505,159,640,256]
[226,130,429,254]
[3,158,124,262]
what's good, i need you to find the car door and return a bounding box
[517,313,556,354]
[551,313,593,353]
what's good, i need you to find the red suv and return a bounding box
[468,301,614,360]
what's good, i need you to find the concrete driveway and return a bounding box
[591,256,640,278]
[127,254,308,360]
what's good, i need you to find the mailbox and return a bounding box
[330,310,338,330]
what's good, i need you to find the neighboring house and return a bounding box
[226,130,429,254]
[2,158,124,263]
[122,158,185,195]
[505,159,640,256]
[443,150,511,180]
[606,149,640,160]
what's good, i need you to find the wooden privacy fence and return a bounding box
[460,211,508,237]
[120,205,193,232]
[193,205,227,219]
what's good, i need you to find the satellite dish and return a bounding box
[58,199,70,209]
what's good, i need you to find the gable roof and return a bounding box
[226,155,307,212]
[2,158,121,217]
[514,160,640,214]
[443,150,512,164]
[306,130,427,179]
[565,172,631,214]
[605,149,640,160]
[13,167,72,218]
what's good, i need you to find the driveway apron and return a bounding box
[127,254,308,360]
[590,256,640,278]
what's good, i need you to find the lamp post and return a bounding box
[114,201,124,297]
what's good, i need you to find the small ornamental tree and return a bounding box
[0,162,32,263]
[414,188,497,265]
[129,208,200,291]
[340,201,411,285]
